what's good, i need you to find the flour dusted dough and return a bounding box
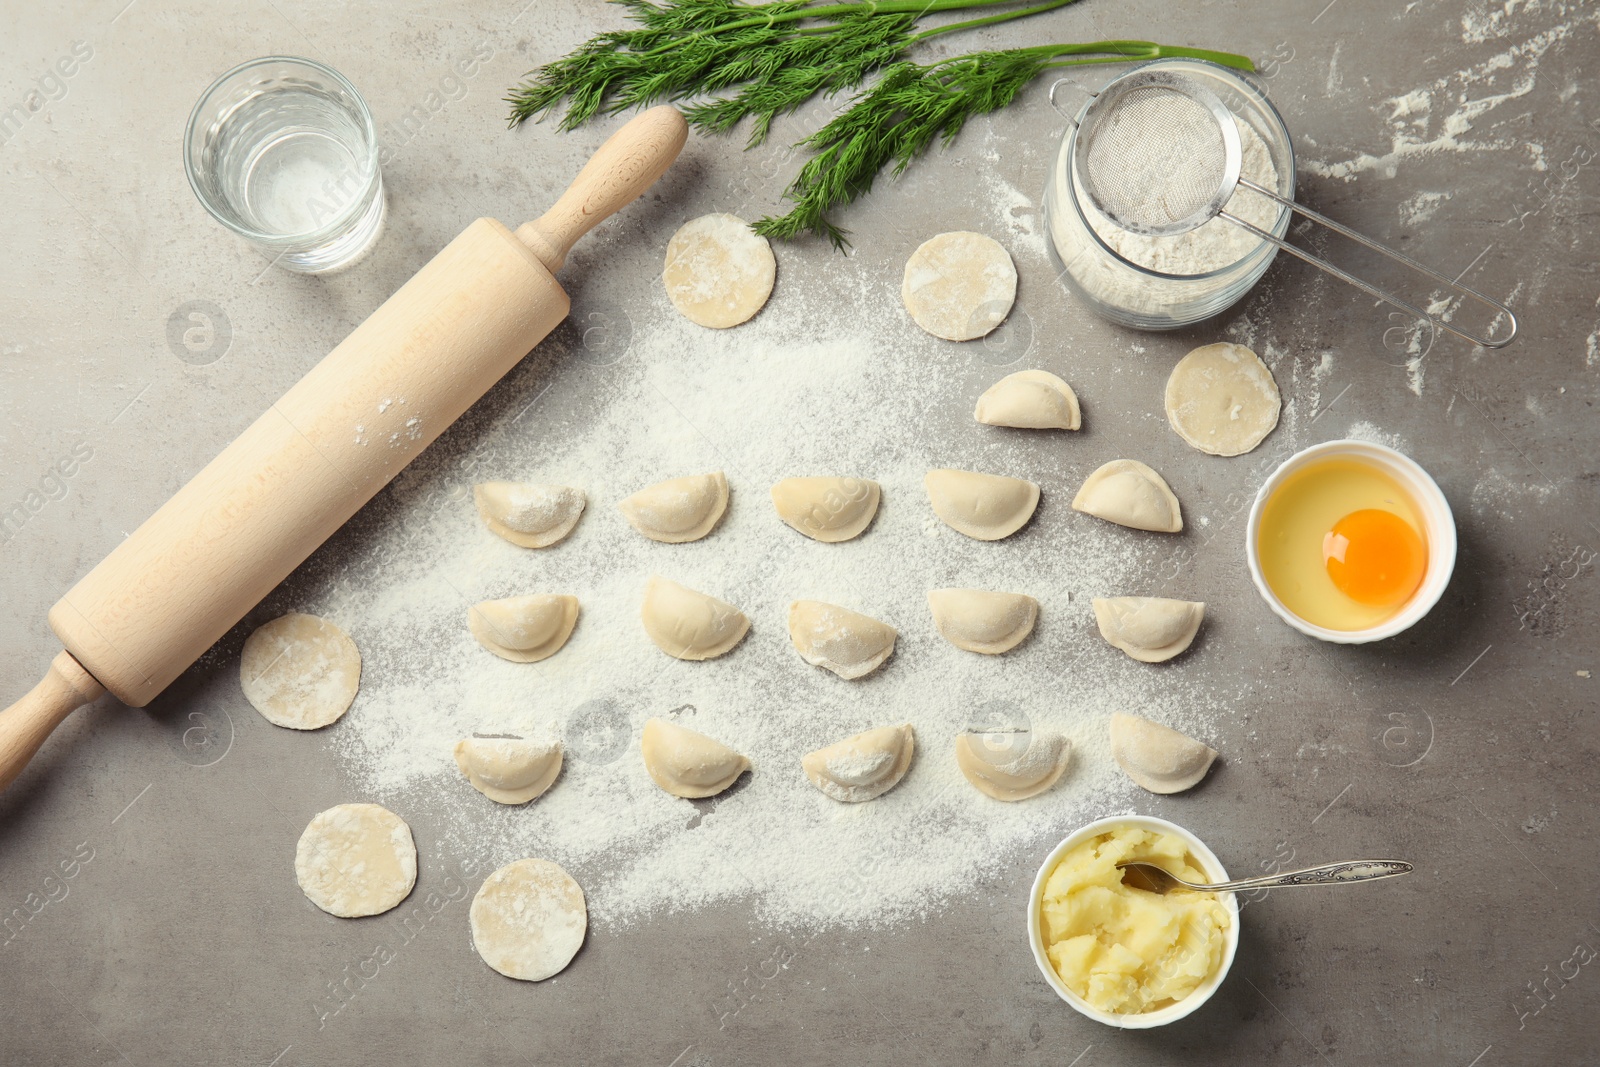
[663,213,777,329]
[927,588,1039,654]
[802,724,915,803]
[1071,460,1183,533]
[618,472,729,543]
[924,469,1040,540]
[640,718,750,798]
[454,737,564,805]
[470,858,587,981]
[295,803,417,918]
[787,600,898,680]
[1109,713,1217,795]
[974,369,1081,430]
[240,613,361,730]
[770,476,880,542]
[955,730,1070,801]
[1164,343,1280,456]
[640,576,750,660]
[473,482,586,548]
[1092,596,1205,663]
[468,594,579,663]
[901,231,1017,341]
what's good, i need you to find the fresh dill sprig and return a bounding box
[505,1,1254,246]
[756,41,1254,248]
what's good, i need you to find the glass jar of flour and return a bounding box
[1044,59,1295,330]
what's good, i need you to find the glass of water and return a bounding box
[184,56,384,273]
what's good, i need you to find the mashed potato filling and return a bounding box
[1039,827,1231,1014]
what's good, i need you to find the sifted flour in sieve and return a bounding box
[1088,117,1281,276]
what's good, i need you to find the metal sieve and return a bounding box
[1070,70,1517,349]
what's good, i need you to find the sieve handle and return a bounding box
[1224,179,1517,349]
[1048,78,1098,120]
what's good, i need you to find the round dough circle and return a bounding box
[294,803,417,918]
[240,613,361,729]
[1164,342,1281,456]
[901,231,1017,341]
[663,213,777,328]
[470,858,588,981]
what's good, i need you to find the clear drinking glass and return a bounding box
[184,56,384,273]
[1044,59,1295,330]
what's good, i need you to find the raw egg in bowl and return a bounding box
[1246,440,1456,643]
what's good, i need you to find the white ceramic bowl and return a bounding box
[1245,439,1457,644]
[1027,815,1241,1029]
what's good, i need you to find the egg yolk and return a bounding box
[1322,509,1426,606]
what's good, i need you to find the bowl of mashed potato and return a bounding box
[1028,815,1240,1027]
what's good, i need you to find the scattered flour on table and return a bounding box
[983,169,1049,263]
[299,258,1238,933]
[1470,467,1556,520]
[1345,420,1409,453]
[1305,11,1596,181]
[1398,191,1452,228]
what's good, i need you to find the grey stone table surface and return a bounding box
[2,1,1596,1065]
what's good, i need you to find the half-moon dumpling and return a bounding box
[927,588,1039,654]
[924,469,1040,541]
[1109,713,1217,794]
[974,369,1081,430]
[618,472,729,543]
[640,718,750,798]
[640,576,750,660]
[801,724,915,803]
[1071,459,1183,533]
[787,600,897,680]
[1092,597,1205,663]
[468,595,579,663]
[770,476,881,542]
[453,736,563,804]
[955,730,1070,801]
[473,482,586,548]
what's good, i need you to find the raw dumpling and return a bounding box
[770,476,881,543]
[787,600,898,680]
[1092,597,1205,663]
[640,718,750,798]
[1071,459,1183,533]
[618,472,729,543]
[924,468,1040,541]
[974,369,1081,430]
[927,588,1039,654]
[454,736,564,805]
[469,595,579,663]
[473,482,586,548]
[640,576,750,660]
[663,213,777,329]
[1164,342,1280,456]
[470,858,587,981]
[802,724,915,803]
[901,231,1017,341]
[295,803,416,918]
[955,730,1071,801]
[1109,713,1217,794]
[240,613,361,730]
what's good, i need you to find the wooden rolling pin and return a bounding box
[0,106,689,794]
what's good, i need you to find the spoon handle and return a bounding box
[1209,859,1413,893]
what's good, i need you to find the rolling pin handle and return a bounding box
[515,105,689,273]
[0,651,105,794]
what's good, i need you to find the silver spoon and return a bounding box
[1117,859,1413,895]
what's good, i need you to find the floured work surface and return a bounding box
[0,1,1596,1064]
